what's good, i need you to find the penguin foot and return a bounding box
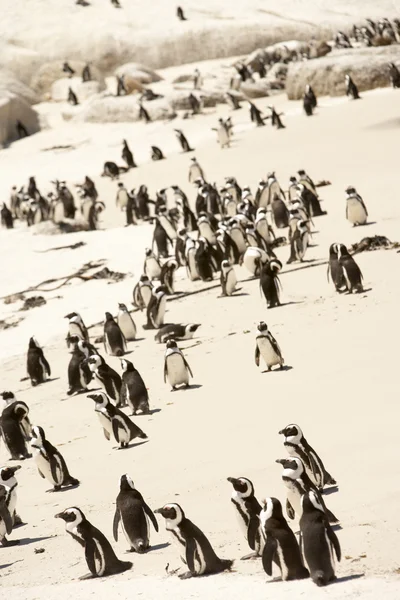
[47,486,62,493]
[179,571,194,580]
[78,573,96,580]
[240,552,259,561]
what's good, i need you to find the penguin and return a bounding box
[120,359,150,415]
[82,64,91,82]
[258,497,309,581]
[279,424,337,491]
[175,129,194,153]
[88,392,147,449]
[287,219,309,264]
[155,323,201,344]
[248,101,265,126]
[197,214,216,245]
[240,246,269,276]
[65,312,89,348]
[68,87,79,105]
[213,119,230,148]
[389,62,400,88]
[117,303,137,341]
[157,206,177,242]
[271,194,289,229]
[67,339,92,395]
[164,339,193,390]
[144,248,162,280]
[255,321,284,371]
[0,465,21,546]
[225,91,241,110]
[151,146,165,160]
[104,312,127,357]
[31,426,79,491]
[63,62,75,77]
[86,354,122,406]
[327,243,346,292]
[160,259,178,295]
[188,157,204,183]
[113,474,158,552]
[260,258,282,308]
[255,207,274,245]
[122,140,136,169]
[154,503,233,578]
[227,476,263,559]
[275,458,339,523]
[145,285,167,329]
[133,275,153,310]
[1,203,13,228]
[0,391,17,414]
[299,491,341,586]
[227,221,247,259]
[175,228,188,266]
[337,243,364,293]
[345,74,361,99]
[176,5,186,20]
[195,237,215,281]
[139,102,151,123]
[189,93,201,115]
[55,507,132,579]
[225,176,241,203]
[0,401,32,460]
[220,260,238,296]
[268,106,285,129]
[185,237,201,281]
[303,85,317,116]
[27,337,51,386]
[345,186,368,226]
[115,182,129,211]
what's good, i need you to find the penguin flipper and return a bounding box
[113,508,120,541]
[0,503,12,535]
[50,454,65,486]
[37,468,45,479]
[103,428,111,441]
[247,516,260,551]
[327,524,341,562]
[286,499,295,520]
[268,332,282,358]
[327,265,330,283]
[84,538,99,575]
[163,359,168,383]
[261,536,277,576]
[143,503,159,532]
[41,351,51,376]
[185,537,197,574]
[255,345,260,367]
[183,358,193,379]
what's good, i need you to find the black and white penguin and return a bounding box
[82,63,91,82]
[287,220,309,264]
[213,119,230,148]
[154,503,233,578]
[133,275,153,310]
[345,74,360,99]
[151,145,165,160]
[248,101,265,126]
[139,102,151,123]
[279,423,337,491]
[345,186,368,226]
[268,106,285,129]
[104,312,127,357]
[63,62,75,77]
[86,354,122,406]
[227,476,263,559]
[164,339,193,391]
[175,228,188,266]
[154,323,201,344]
[299,491,341,586]
[67,338,92,395]
[220,260,238,296]
[303,85,317,116]
[144,248,162,280]
[337,244,364,293]
[258,497,309,581]
[122,139,136,168]
[65,312,89,348]
[88,392,147,449]
[188,157,205,183]
[55,507,132,579]
[255,321,284,371]
[240,246,268,277]
[145,285,167,329]
[160,259,179,294]
[68,87,79,105]
[176,5,187,20]
[185,238,201,281]
[157,205,177,241]
[255,208,274,246]
[197,213,217,245]
[195,237,215,281]
[260,258,282,308]
[1,203,13,228]
[117,303,137,341]
[102,161,119,180]
[327,243,346,292]
[0,465,21,546]
[0,401,32,460]
[31,426,79,491]
[275,458,338,523]
[389,62,400,88]
[0,484,12,546]
[113,474,158,552]
[175,129,194,153]
[271,194,289,229]
[27,337,51,386]
[120,360,150,415]
[225,91,241,110]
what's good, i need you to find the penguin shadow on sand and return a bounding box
[113,439,149,451]
[260,365,293,374]
[335,573,365,584]
[170,384,203,392]
[143,541,170,553]
[15,535,55,547]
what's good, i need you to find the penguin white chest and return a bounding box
[187,249,200,280]
[97,410,112,435]
[153,296,166,327]
[166,354,188,387]
[257,337,280,367]
[276,540,289,580]
[199,223,216,245]
[284,480,302,518]
[225,269,237,295]
[141,286,152,307]
[347,198,367,224]
[231,494,249,538]
[146,258,161,280]
[33,447,55,484]
[118,313,136,340]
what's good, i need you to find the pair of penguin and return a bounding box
[328,243,363,293]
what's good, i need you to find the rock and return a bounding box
[115,63,163,83]
[0,92,40,147]
[240,79,270,99]
[172,73,193,84]
[167,89,226,110]
[31,61,104,99]
[71,94,176,123]
[4,293,25,305]
[286,46,400,99]
[0,42,42,86]
[21,296,46,311]
[0,69,38,105]
[308,40,332,59]
[265,62,288,86]
[51,77,104,102]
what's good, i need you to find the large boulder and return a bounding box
[115,63,163,83]
[70,94,176,123]
[51,77,105,102]
[0,93,40,147]
[31,61,104,99]
[0,43,42,86]
[240,79,270,98]
[286,46,400,99]
[167,89,227,110]
[0,69,38,105]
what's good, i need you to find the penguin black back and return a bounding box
[260,259,282,308]
[337,244,363,293]
[27,337,51,386]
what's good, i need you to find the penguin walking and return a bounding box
[268,106,285,129]
[145,285,167,329]
[259,497,309,581]
[144,248,162,280]
[213,119,230,148]
[255,321,284,372]
[220,260,238,296]
[299,491,341,586]
[31,426,79,491]
[113,474,158,552]
[155,323,201,344]
[327,243,346,292]
[279,424,337,491]
[287,220,309,264]
[55,507,132,579]
[345,186,368,226]
[120,359,150,415]
[227,476,263,559]
[27,337,51,386]
[151,146,165,160]
[104,312,127,357]
[271,194,289,229]
[122,139,136,169]
[303,85,317,116]
[160,259,179,294]
[345,74,361,99]
[0,465,21,546]
[0,401,32,460]
[260,259,282,308]
[67,339,92,395]
[164,339,193,391]
[248,101,265,126]
[65,312,89,349]
[117,303,137,341]
[337,244,364,293]
[154,503,233,578]
[86,354,122,406]
[88,392,147,449]
[175,129,194,152]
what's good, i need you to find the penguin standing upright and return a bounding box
[113,474,158,552]
[213,119,230,148]
[175,129,194,152]
[86,354,122,406]
[279,424,337,490]
[287,220,309,264]
[327,243,346,292]
[27,337,51,386]
[120,359,150,415]
[299,492,341,586]
[31,426,79,491]
[154,503,233,578]
[255,207,274,245]
[255,321,284,371]
[0,465,21,546]
[345,74,361,99]
[188,157,204,183]
[122,139,136,168]
[195,237,215,281]
[160,259,178,294]
[151,146,165,160]
[345,186,368,226]
[55,507,132,579]
[144,248,162,280]
[145,285,167,329]
[248,101,265,126]
[220,260,238,296]
[117,303,137,341]
[389,62,400,88]
[0,485,12,546]
[104,312,127,357]
[260,259,282,308]
[0,401,32,460]
[164,339,193,390]
[337,244,364,293]
[175,228,188,265]
[303,85,317,116]
[68,87,79,105]
[1,204,13,228]
[65,312,89,349]
[227,476,263,559]
[67,339,92,395]
[133,275,153,310]
[258,497,309,581]
[271,194,289,229]
[185,238,201,281]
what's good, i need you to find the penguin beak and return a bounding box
[227,477,239,484]
[275,459,286,465]
[278,429,285,435]
[54,512,65,520]
[7,465,21,475]
[153,508,162,514]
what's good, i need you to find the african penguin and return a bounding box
[327,244,346,293]
[0,401,32,460]
[287,219,309,264]
[337,244,364,293]
[345,186,368,226]
[104,312,127,357]
[240,247,268,276]
[133,275,153,310]
[31,426,79,491]
[260,258,282,308]
[227,476,264,559]
[145,285,167,329]
[113,474,158,552]
[144,248,162,280]
[55,507,132,579]
[271,194,289,229]
[164,339,193,391]
[220,260,238,296]
[345,74,361,100]
[0,485,12,546]
[160,259,179,295]
[120,359,150,415]
[67,338,92,395]
[65,312,89,349]
[86,354,122,406]
[117,303,137,341]
[0,465,21,546]
[175,129,194,153]
[154,323,201,344]
[255,321,284,372]
[27,337,51,386]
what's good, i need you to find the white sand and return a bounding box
[1,83,400,598]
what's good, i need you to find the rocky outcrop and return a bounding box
[31,61,104,99]
[68,94,176,123]
[51,77,105,102]
[115,63,163,83]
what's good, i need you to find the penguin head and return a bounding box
[65,312,81,323]
[301,491,324,514]
[227,477,254,498]
[329,243,340,257]
[186,324,201,334]
[256,207,266,216]
[166,339,178,350]
[118,303,128,312]
[1,391,15,404]
[266,171,275,180]
[85,354,102,371]
[55,507,84,524]
[0,465,21,483]
[120,474,135,491]
[257,321,268,333]
[104,312,114,322]
[275,457,304,479]
[269,259,282,273]
[145,248,154,257]
[279,423,303,443]
[221,259,230,272]
[154,503,184,524]
[337,243,350,259]
[28,337,40,349]
[345,186,356,195]
[87,392,109,408]
[260,497,284,523]
[9,401,29,420]
[297,170,306,177]
[140,274,150,283]
[31,425,46,448]
[120,359,134,372]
